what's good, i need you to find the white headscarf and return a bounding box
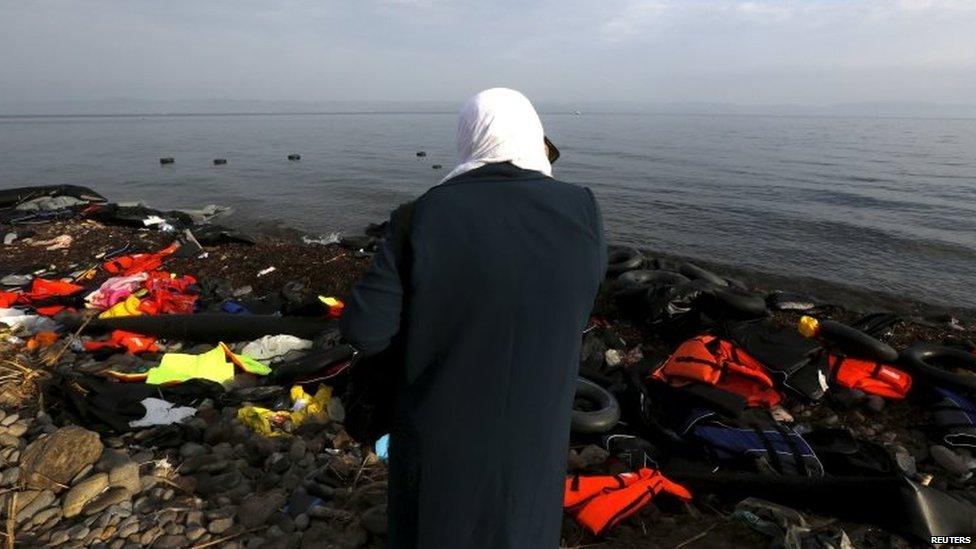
[441,88,552,183]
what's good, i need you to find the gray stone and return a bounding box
[70,464,95,485]
[294,514,309,531]
[0,433,20,447]
[183,454,229,474]
[16,489,55,524]
[63,473,109,518]
[239,489,287,528]
[208,517,234,535]
[50,530,70,545]
[1,413,18,426]
[68,524,90,540]
[19,426,103,492]
[360,504,387,535]
[139,526,163,546]
[82,487,132,516]
[186,526,207,542]
[109,462,142,494]
[289,439,307,461]
[179,442,208,459]
[577,444,609,468]
[153,534,186,548]
[116,518,140,539]
[0,466,19,487]
[4,421,28,437]
[864,395,886,413]
[31,505,62,529]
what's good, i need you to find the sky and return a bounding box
[1,0,975,106]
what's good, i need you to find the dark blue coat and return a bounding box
[340,162,606,548]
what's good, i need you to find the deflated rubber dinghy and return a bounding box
[88,314,335,341]
[0,185,107,208]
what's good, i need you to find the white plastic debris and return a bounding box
[0,308,61,335]
[257,267,276,277]
[3,233,16,245]
[604,349,622,368]
[129,398,197,428]
[241,334,313,363]
[302,232,342,246]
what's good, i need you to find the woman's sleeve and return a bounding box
[339,211,406,356]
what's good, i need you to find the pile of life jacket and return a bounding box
[563,468,692,535]
[651,335,783,407]
[0,278,85,316]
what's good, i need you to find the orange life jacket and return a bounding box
[827,355,911,400]
[103,241,179,276]
[652,335,783,407]
[84,330,159,354]
[564,468,692,535]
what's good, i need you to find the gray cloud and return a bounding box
[1,0,974,105]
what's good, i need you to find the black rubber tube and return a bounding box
[901,344,976,391]
[0,184,106,208]
[819,319,898,363]
[678,262,728,287]
[89,314,336,342]
[707,287,769,319]
[606,248,643,276]
[571,377,621,434]
[615,270,689,289]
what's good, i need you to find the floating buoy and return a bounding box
[432,164,442,170]
[416,151,427,157]
[287,154,301,161]
[213,158,227,165]
[159,157,175,165]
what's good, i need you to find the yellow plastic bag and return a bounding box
[237,385,333,437]
[99,294,143,319]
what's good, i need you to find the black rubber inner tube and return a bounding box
[89,314,336,342]
[571,377,621,434]
[678,262,728,287]
[615,270,689,289]
[819,319,898,363]
[606,248,643,276]
[901,344,976,391]
[704,287,769,319]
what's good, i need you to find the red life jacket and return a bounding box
[139,272,198,315]
[652,335,783,407]
[564,468,691,535]
[827,355,911,399]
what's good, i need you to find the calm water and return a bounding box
[1,112,975,307]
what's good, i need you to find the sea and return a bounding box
[1,111,975,308]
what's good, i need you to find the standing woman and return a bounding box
[341,88,606,548]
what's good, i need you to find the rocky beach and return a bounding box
[1,188,975,548]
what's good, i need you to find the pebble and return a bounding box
[1,413,19,426]
[0,433,21,447]
[5,421,28,437]
[16,489,55,524]
[179,442,209,459]
[294,514,309,531]
[208,517,234,535]
[29,506,61,529]
[63,473,109,518]
[154,534,185,548]
[186,526,207,542]
[82,487,132,516]
[0,466,19,486]
[68,524,90,540]
[864,395,886,413]
[770,405,794,423]
[108,462,142,494]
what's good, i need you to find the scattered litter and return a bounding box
[129,398,197,428]
[0,308,61,335]
[302,233,342,246]
[237,385,333,437]
[241,334,313,363]
[32,234,73,250]
[3,232,16,245]
[257,266,276,277]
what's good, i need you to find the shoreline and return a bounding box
[1,191,975,548]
